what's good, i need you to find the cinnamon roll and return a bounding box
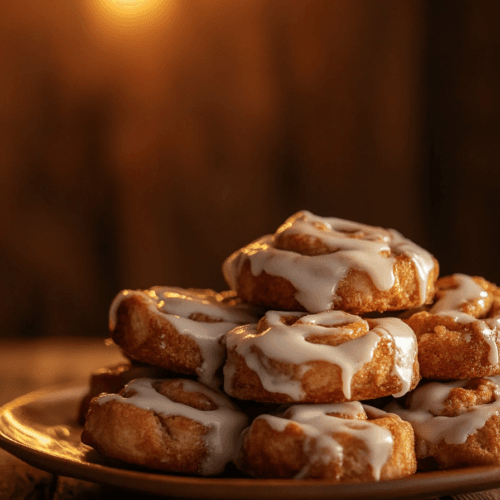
[405,274,500,379]
[223,310,420,403]
[387,376,500,469]
[237,402,416,481]
[82,378,248,475]
[110,287,260,387]
[223,211,438,314]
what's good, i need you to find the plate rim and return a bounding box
[2,385,500,499]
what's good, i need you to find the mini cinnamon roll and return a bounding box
[223,211,439,314]
[110,287,261,387]
[236,402,416,481]
[405,274,500,379]
[223,310,420,403]
[82,378,248,475]
[386,377,500,470]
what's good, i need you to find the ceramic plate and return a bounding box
[1,386,500,499]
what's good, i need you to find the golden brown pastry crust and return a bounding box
[225,346,420,404]
[224,312,420,404]
[405,275,500,379]
[112,293,203,375]
[110,288,260,386]
[234,257,439,315]
[223,212,439,314]
[81,378,248,475]
[236,405,417,481]
[388,378,500,470]
[82,379,208,474]
[424,415,500,469]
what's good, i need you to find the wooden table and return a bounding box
[1,337,500,500]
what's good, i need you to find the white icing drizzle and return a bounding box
[224,311,417,400]
[430,274,488,315]
[369,318,417,397]
[109,287,260,387]
[223,211,435,313]
[386,378,500,446]
[428,274,500,365]
[96,378,248,476]
[257,402,393,480]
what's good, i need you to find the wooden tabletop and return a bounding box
[1,337,500,500]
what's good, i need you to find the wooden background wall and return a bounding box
[1,0,499,338]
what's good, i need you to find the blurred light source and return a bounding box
[87,0,170,34]
[102,0,162,14]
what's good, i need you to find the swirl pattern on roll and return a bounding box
[223,310,420,403]
[223,211,438,314]
[82,378,249,475]
[386,376,500,469]
[236,401,416,481]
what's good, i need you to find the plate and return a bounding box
[1,386,500,500]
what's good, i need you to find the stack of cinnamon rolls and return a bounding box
[81,210,500,482]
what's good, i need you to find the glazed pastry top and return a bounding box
[223,210,436,312]
[411,274,500,365]
[430,274,489,316]
[109,287,260,387]
[96,378,249,475]
[386,376,500,445]
[224,310,417,400]
[256,402,394,480]
[109,287,259,329]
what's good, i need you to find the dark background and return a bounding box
[1,0,499,338]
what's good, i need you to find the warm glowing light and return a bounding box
[109,0,152,4]
[101,0,162,15]
[87,0,172,34]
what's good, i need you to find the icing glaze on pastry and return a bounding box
[223,211,437,313]
[97,378,248,475]
[224,310,417,401]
